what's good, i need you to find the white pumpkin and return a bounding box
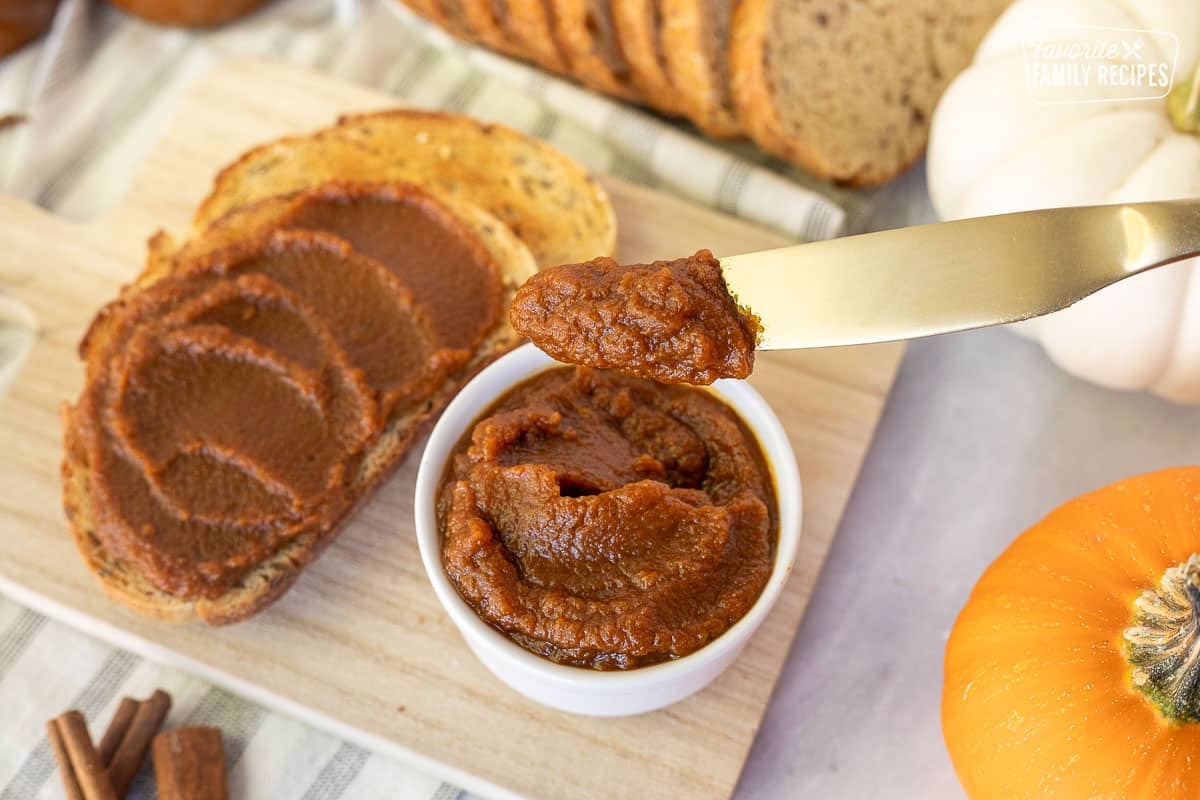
[928,0,1200,402]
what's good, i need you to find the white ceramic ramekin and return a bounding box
[414,344,802,716]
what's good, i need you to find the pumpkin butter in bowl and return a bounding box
[414,343,800,716]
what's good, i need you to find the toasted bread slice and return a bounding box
[729,0,1008,185]
[610,0,683,115]
[548,0,640,101]
[497,0,568,73]
[193,110,615,269]
[659,0,741,138]
[65,191,536,626]
[456,0,531,58]
[429,0,491,41]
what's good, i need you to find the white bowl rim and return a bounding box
[414,344,803,691]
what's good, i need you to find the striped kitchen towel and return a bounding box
[0,0,846,237]
[0,1,848,797]
[0,597,468,799]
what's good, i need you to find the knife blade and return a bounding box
[720,200,1200,350]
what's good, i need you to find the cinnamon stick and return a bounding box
[107,689,172,796]
[45,718,84,800]
[97,697,138,767]
[152,727,228,800]
[53,712,118,800]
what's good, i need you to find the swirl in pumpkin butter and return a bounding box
[509,250,760,385]
[438,367,777,669]
[66,183,510,604]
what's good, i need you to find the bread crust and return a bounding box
[609,0,682,114]
[659,0,740,138]
[548,0,640,101]
[63,181,538,626]
[193,109,615,269]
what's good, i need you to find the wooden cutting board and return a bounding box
[0,59,903,800]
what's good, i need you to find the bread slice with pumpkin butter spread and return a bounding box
[194,110,614,269]
[63,182,537,625]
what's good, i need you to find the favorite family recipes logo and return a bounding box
[1022,25,1179,104]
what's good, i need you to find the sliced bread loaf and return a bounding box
[193,110,616,268]
[729,0,1010,185]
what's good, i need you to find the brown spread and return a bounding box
[74,183,503,599]
[277,183,503,351]
[438,367,777,669]
[509,249,759,385]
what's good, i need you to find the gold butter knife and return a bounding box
[721,200,1200,350]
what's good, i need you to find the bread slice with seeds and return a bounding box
[193,109,616,269]
[609,0,683,114]
[501,0,569,73]
[659,0,741,138]
[393,0,459,32]
[548,0,640,101]
[455,0,532,58]
[729,0,1009,185]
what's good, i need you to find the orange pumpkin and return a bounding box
[943,467,1200,798]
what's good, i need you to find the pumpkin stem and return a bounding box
[1168,60,1200,135]
[1124,554,1200,723]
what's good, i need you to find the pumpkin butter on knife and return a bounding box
[511,249,761,385]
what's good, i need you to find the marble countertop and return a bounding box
[737,168,1200,796]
